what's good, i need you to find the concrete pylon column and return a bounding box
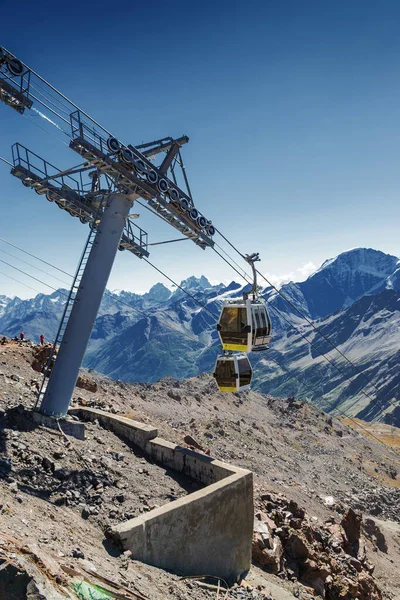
[40,193,136,418]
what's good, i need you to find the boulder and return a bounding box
[285,530,315,560]
[341,508,362,549]
[76,375,98,393]
[31,345,54,374]
[252,530,283,574]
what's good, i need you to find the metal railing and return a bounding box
[11,143,83,194]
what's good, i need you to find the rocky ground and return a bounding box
[0,339,399,599]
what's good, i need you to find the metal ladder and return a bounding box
[35,216,102,410]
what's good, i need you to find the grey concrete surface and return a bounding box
[112,470,253,582]
[69,406,157,448]
[145,437,234,484]
[70,406,253,582]
[31,410,86,440]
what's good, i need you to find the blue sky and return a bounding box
[1,0,400,298]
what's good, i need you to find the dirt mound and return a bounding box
[0,343,399,599]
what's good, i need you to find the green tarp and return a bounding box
[72,581,115,600]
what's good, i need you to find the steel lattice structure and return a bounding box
[0,45,215,252]
[0,43,215,418]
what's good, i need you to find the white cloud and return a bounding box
[262,261,317,289]
[297,261,317,278]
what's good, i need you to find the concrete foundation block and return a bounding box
[31,410,85,441]
[112,470,253,582]
[69,407,254,582]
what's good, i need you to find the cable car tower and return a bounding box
[0,45,216,419]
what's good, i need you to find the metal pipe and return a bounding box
[40,192,137,417]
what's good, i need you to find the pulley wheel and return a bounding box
[107,136,120,153]
[198,215,207,228]
[207,224,216,236]
[169,188,179,202]
[180,198,190,211]
[158,178,169,193]
[135,158,147,172]
[121,148,134,164]
[147,170,158,184]
[7,58,24,77]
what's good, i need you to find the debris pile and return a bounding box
[253,493,382,599]
[0,533,146,600]
[336,486,400,522]
[1,342,399,599]
[0,405,200,539]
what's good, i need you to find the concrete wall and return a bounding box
[69,407,253,582]
[69,407,157,449]
[112,471,253,581]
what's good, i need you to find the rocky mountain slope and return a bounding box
[1,340,400,599]
[0,248,399,422]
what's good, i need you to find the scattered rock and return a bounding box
[253,492,382,599]
[72,547,85,559]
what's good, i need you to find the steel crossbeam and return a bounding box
[0,42,218,418]
[10,143,149,258]
[69,114,213,249]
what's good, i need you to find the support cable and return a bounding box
[213,244,393,412]
[0,270,42,294]
[214,241,253,283]
[0,248,71,286]
[0,236,73,277]
[214,228,398,411]
[2,44,113,138]
[0,258,65,293]
[28,93,71,128]
[212,247,253,287]
[0,156,13,167]
[142,257,218,318]
[211,243,399,456]
[3,237,397,457]
[29,81,73,117]
[22,111,70,148]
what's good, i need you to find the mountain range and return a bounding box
[0,247,399,424]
